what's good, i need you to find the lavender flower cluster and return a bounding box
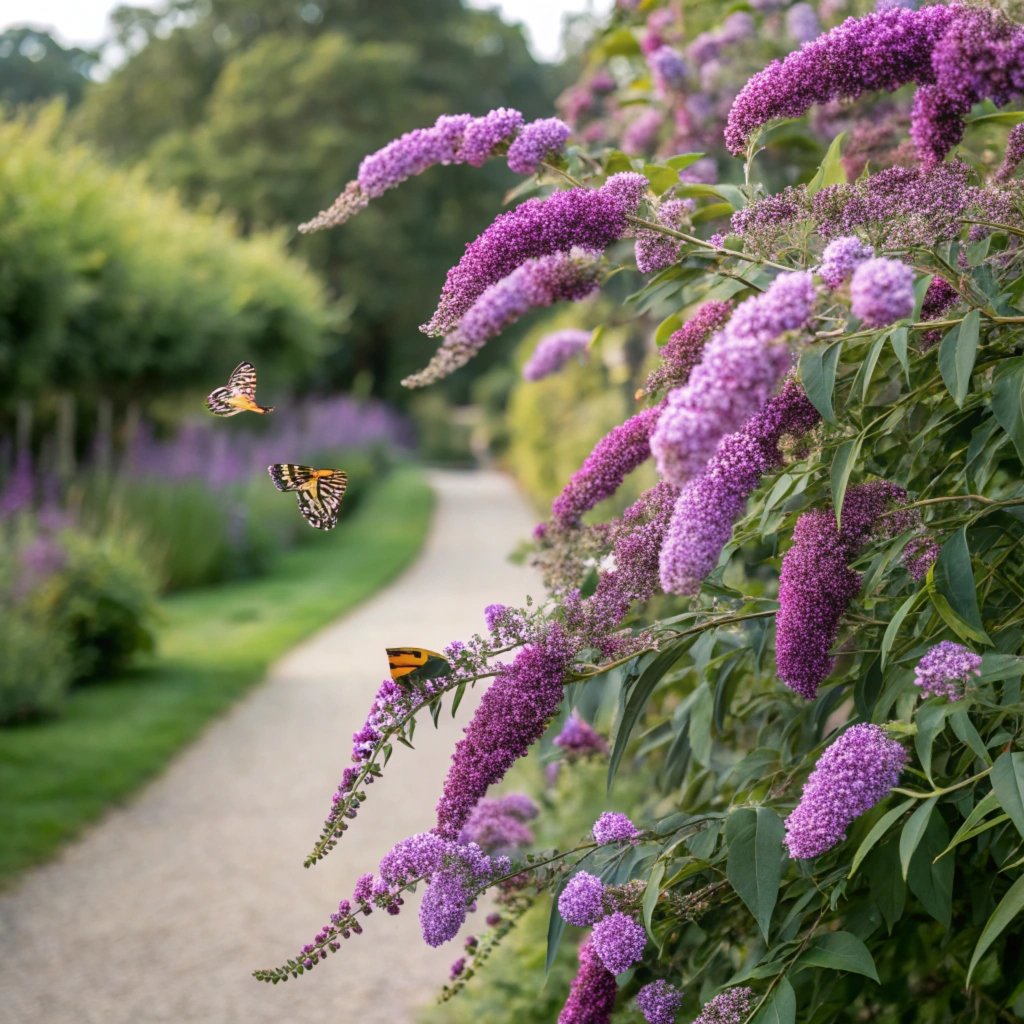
[641,300,733,397]
[650,272,816,487]
[405,250,601,388]
[850,257,916,327]
[818,236,874,290]
[523,329,592,382]
[459,793,538,852]
[299,108,571,232]
[693,987,755,1024]
[914,640,981,699]
[423,173,647,337]
[784,724,908,858]
[636,980,683,1024]
[553,711,609,758]
[558,938,618,1024]
[634,198,695,273]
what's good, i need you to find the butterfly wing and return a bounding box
[227,361,258,400]
[315,470,348,513]
[268,464,316,492]
[296,488,337,531]
[206,386,245,417]
[386,647,451,686]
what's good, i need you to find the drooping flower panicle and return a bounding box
[914,641,982,699]
[592,812,640,844]
[641,300,733,396]
[558,937,618,1024]
[818,236,874,289]
[523,329,592,381]
[693,987,755,1024]
[850,257,915,327]
[636,980,684,1024]
[558,871,608,927]
[591,912,647,974]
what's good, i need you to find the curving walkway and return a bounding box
[0,470,539,1024]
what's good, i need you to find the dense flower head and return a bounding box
[641,301,733,396]
[418,840,505,946]
[593,812,640,844]
[819,236,874,289]
[424,173,648,336]
[553,711,609,757]
[635,198,695,273]
[786,2,821,43]
[458,107,524,167]
[776,480,907,698]
[650,272,815,486]
[591,912,647,974]
[379,832,448,886]
[435,624,577,838]
[914,641,982,699]
[649,46,689,90]
[551,404,664,526]
[405,251,602,388]
[460,793,538,851]
[693,987,755,1024]
[850,257,915,327]
[784,723,908,858]
[659,380,820,595]
[558,871,608,927]
[523,329,591,381]
[902,533,940,579]
[995,123,1024,182]
[636,980,683,1024]
[507,117,572,174]
[558,937,618,1024]
[725,5,958,156]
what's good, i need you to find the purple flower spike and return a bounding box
[558,871,607,927]
[523,329,591,381]
[558,937,618,1024]
[507,117,571,174]
[591,912,647,974]
[553,711,609,757]
[636,980,683,1024]
[850,257,915,327]
[819,236,874,289]
[650,272,815,486]
[693,987,755,1024]
[784,723,908,858]
[659,380,819,595]
[635,198,695,273]
[593,812,640,844]
[914,641,981,699]
[423,173,647,336]
[995,123,1024,182]
[642,300,733,396]
[458,107,525,167]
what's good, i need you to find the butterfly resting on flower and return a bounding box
[267,464,348,531]
[206,361,275,417]
[386,647,451,687]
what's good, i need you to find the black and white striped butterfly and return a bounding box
[267,464,348,531]
[206,362,275,417]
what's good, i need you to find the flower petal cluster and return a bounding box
[590,912,647,974]
[558,871,607,927]
[459,793,538,852]
[404,250,602,388]
[650,272,815,486]
[553,711,609,758]
[636,980,683,1024]
[641,301,733,396]
[783,723,908,858]
[776,480,907,699]
[434,625,577,838]
[635,198,695,273]
[423,173,647,336]
[558,937,618,1024]
[458,107,525,166]
[850,257,915,327]
[659,380,820,595]
[506,117,572,174]
[786,3,820,44]
[914,640,981,699]
[592,812,640,844]
[995,123,1024,182]
[693,988,755,1024]
[818,236,874,289]
[523,329,592,382]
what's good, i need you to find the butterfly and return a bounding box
[206,362,275,417]
[386,647,451,687]
[267,464,348,530]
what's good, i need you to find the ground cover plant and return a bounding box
[254,3,1024,1021]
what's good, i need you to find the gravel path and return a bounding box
[0,470,539,1024]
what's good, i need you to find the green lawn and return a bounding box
[0,465,433,886]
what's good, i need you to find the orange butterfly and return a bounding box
[268,464,348,531]
[206,362,275,416]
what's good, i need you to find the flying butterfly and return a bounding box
[268,464,348,531]
[206,361,275,417]
[386,647,451,688]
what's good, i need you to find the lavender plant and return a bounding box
[258,2,1024,1020]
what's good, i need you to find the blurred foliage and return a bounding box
[70,0,567,400]
[0,108,330,411]
[0,605,73,724]
[0,28,97,108]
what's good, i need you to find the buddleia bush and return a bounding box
[256,5,1024,1022]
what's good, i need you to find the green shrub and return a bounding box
[36,531,158,681]
[0,609,72,724]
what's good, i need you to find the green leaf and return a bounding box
[726,807,785,941]
[860,332,888,402]
[752,977,796,1024]
[643,861,665,941]
[992,751,1024,839]
[831,433,864,530]
[799,341,843,423]
[966,110,1024,125]
[799,931,880,983]
[930,528,991,645]
[907,812,954,927]
[899,797,938,880]
[849,799,914,877]
[806,131,847,196]
[937,310,980,406]
[654,313,682,346]
[693,201,734,225]
[915,703,953,782]
[949,708,991,765]
[643,163,682,196]
[967,873,1024,985]
[545,882,568,974]
[991,357,1024,466]
[599,26,641,56]
[889,326,910,384]
[688,684,713,767]
[880,590,924,670]
[869,842,907,932]
[936,792,1005,861]
[665,152,706,172]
